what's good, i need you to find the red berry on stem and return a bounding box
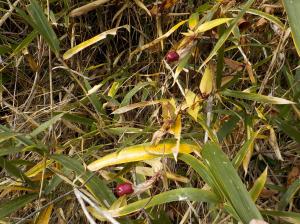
[115,182,134,197]
[166,51,179,63]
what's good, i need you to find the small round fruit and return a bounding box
[115,182,134,197]
[166,51,179,63]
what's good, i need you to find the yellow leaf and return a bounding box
[243,141,254,174]
[63,25,130,60]
[69,0,110,17]
[35,204,53,224]
[195,18,232,34]
[169,114,182,161]
[130,20,187,58]
[184,89,201,120]
[188,13,199,30]
[25,160,53,178]
[87,141,199,171]
[200,64,214,96]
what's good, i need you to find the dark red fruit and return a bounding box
[166,51,179,63]
[115,182,134,197]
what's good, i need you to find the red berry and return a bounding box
[115,182,134,197]
[166,51,179,63]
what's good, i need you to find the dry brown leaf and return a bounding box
[224,58,244,71]
[287,166,300,186]
[69,0,110,17]
[160,0,178,10]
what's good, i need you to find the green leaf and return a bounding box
[278,179,300,210]
[198,0,255,70]
[283,0,300,56]
[0,157,35,187]
[27,0,60,56]
[120,82,152,107]
[232,130,259,169]
[178,154,221,198]
[0,193,38,219]
[29,113,64,138]
[217,115,240,141]
[275,119,300,143]
[51,154,116,207]
[89,188,219,219]
[12,30,38,56]
[221,89,295,104]
[202,142,263,223]
[261,210,300,223]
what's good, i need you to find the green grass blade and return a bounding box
[283,0,300,56]
[274,119,300,143]
[202,142,263,223]
[178,154,222,199]
[261,210,300,223]
[0,193,38,219]
[0,157,35,187]
[232,130,259,169]
[217,115,240,141]
[198,0,255,71]
[278,179,300,210]
[120,82,152,107]
[90,188,219,219]
[51,154,116,207]
[27,0,60,56]
[29,113,64,138]
[221,89,295,104]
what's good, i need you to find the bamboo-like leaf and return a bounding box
[200,64,214,96]
[0,193,38,219]
[232,130,260,169]
[261,210,300,223]
[63,25,130,60]
[188,13,199,30]
[112,100,166,114]
[35,204,54,224]
[87,141,199,171]
[202,142,263,223]
[249,168,268,202]
[278,179,300,210]
[184,89,201,121]
[221,89,295,104]
[178,154,221,197]
[195,18,232,34]
[27,0,60,56]
[130,20,187,58]
[244,9,285,30]
[282,0,300,56]
[69,0,110,17]
[29,113,65,138]
[51,154,116,206]
[0,157,35,187]
[89,188,219,219]
[198,0,255,71]
[120,82,152,107]
[12,30,38,56]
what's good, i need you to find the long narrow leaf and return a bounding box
[202,142,263,223]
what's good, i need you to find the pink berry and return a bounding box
[115,182,134,197]
[166,51,179,63]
